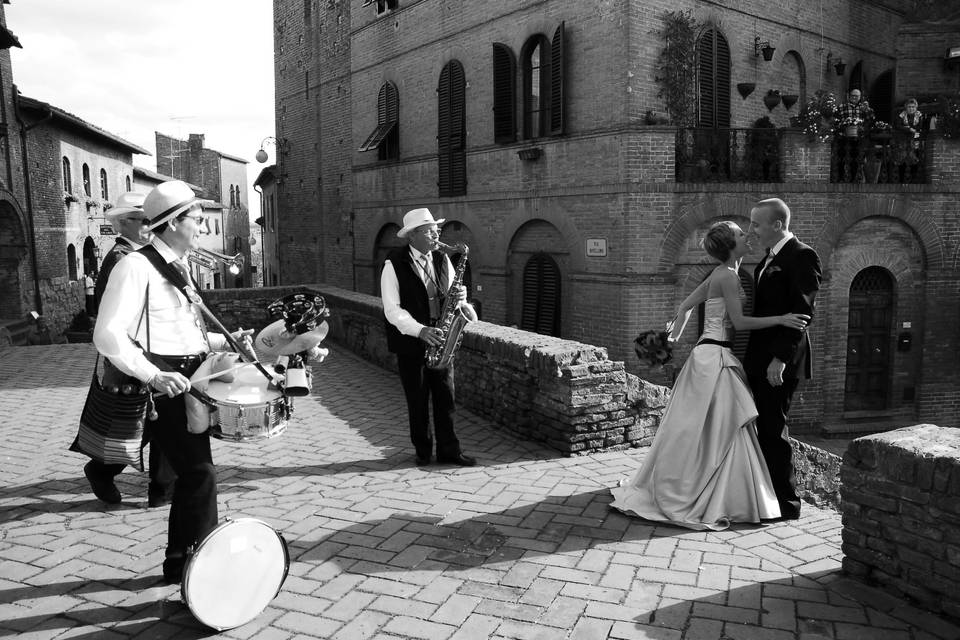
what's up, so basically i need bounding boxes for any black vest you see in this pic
[384,247,446,356]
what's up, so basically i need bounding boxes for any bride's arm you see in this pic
[718,270,809,331]
[667,277,711,341]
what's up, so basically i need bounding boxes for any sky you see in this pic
[6,0,276,219]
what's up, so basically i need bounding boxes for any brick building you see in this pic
[155,132,253,288]
[271,0,960,433]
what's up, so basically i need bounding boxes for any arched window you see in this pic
[492,43,517,143]
[696,27,731,128]
[522,35,550,139]
[229,184,236,208]
[845,267,894,410]
[83,236,97,276]
[82,164,92,196]
[125,175,132,192]
[99,168,108,200]
[62,157,72,193]
[66,244,77,281]
[358,81,399,160]
[438,60,467,197]
[520,252,561,337]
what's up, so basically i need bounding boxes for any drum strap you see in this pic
[137,245,277,390]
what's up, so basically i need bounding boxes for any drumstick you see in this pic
[189,364,248,385]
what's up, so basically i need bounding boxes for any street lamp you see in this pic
[255,136,288,163]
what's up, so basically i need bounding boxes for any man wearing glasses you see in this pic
[93,180,239,584]
[381,208,476,467]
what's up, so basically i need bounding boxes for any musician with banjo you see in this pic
[93,180,255,585]
[380,208,477,467]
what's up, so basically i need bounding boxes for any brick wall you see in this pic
[841,425,960,622]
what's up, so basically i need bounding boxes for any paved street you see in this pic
[1,343,958,640]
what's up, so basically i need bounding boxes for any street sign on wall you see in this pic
[99,225,115,235]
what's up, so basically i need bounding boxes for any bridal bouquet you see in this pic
[634,329,673,367]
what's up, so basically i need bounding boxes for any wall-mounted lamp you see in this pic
[827,53,846,76]
[255,136,289,163]
[754,36,776,62]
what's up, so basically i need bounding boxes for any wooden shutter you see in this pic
[520,253,561,337]
[549,22,565,136]
[697,27,731,129]
[698,29,716,128]
[492,43,516,143]
[438,61,466,197]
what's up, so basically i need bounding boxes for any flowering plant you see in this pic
[63,192,79,204]
[634,329,673,367]
[871,120,892,132]
[796,90,837,142]
[838,115,863,128]
[939,93,960,139]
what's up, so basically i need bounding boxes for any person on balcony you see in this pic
[833,89,873,182]
[894,98,924,183]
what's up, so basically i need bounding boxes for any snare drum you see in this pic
[205,363,290,441]
[182,518,289,631]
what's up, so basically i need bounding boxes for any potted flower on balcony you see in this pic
[837,114,864,138]
[795,90,837,142]
[63,192,79,206]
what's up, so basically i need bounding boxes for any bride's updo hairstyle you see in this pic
[702,221,738,262]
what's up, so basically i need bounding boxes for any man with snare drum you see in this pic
[93,180,249,584]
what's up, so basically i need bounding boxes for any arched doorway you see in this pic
[83,236,98,277]
[0,200,27,318]
[520,252,561,337]
[870,69,895,122]
[845,266,894,410]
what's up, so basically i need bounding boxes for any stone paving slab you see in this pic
[1,344,958,639]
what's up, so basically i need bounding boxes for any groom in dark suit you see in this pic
[745,198,822,520]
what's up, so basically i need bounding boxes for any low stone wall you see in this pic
[203,284,841,508]
[841,425,960,621]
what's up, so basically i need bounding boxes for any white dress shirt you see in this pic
[93,237,226,383]
[381,247,453,337]
[759,232,794,280]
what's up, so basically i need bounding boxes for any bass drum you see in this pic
[182,518,289,631]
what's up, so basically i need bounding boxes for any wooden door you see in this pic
[845,267,894,410]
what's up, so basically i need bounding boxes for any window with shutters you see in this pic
[521,23,565,140]
[375,0,397,15]
[438,60,466,197]
[696,26,731,128]
[358,82,399,159]
[492,43,516,143]
[520,252,561,337]
[125,175,131,192]
[99,169,108,200]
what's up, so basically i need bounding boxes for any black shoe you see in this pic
[84,461,121,504]
[436,453,476,467]
[162,556,185,585]
[415,454,431,467]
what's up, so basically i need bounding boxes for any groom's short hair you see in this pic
[756,198,791,229]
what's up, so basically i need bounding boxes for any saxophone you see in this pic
[425,242,478,370]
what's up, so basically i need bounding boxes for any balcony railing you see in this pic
[676,127,783,183]
[831,132,927,184]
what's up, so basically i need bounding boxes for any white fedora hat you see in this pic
[105,191,147,227]
[397,208,445,238]
[143,180,203,230]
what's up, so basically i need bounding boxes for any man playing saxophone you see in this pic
[380,208,476,467]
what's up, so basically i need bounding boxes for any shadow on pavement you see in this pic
[292,488,767,571]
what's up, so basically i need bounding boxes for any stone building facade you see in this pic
[271,0,960,433]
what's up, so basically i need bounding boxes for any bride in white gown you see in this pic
[611,221,810,530]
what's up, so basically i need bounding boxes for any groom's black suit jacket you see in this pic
[744,236,822,380]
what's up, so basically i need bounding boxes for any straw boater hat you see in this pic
[143,180,204,231]
[396,208,445,238]
[105,192,147,228]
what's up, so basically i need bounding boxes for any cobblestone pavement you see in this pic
[1,344,958,640]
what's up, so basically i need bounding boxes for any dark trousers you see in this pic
[396,354,460,458]
[85,443,176,501]
[148,357,218,558]
[749,374,801,518]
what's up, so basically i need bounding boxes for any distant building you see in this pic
[253,164,279,287]
[155,132,252,288]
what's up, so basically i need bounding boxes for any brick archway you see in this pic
[506,219,568,333]
[0,197,28,319]
[658,195,761,271]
